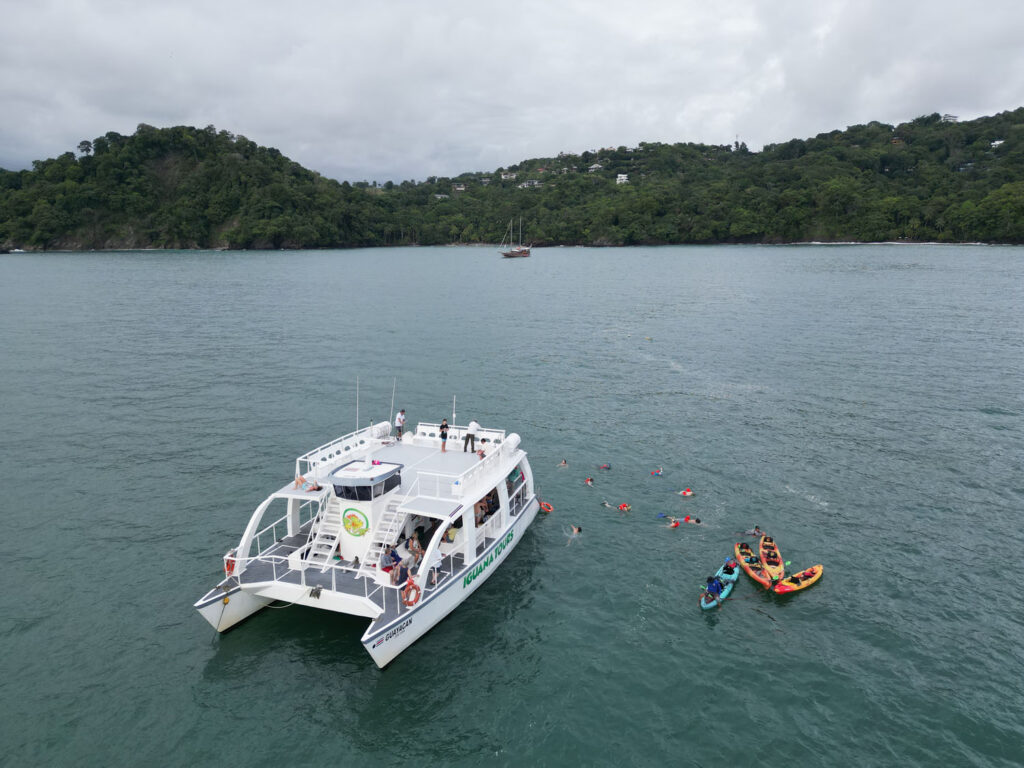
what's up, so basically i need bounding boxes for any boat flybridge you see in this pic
[194,420,539,667]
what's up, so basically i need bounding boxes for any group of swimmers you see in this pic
[558,459,705,544]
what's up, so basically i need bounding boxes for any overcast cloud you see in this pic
[1,0,1022,182]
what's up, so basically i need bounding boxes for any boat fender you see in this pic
[540,501,553,513]
[402,579,422,607]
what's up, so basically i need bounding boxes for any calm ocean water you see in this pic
[1,244,1022,766]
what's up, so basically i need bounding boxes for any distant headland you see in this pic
[2,109,1023,251]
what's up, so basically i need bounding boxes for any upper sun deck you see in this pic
[281,421,517,510]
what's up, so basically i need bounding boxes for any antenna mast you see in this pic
[355,376,359,432]
[452,395,457,424]
[389,377,397,429]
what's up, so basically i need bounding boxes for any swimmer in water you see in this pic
[651,467,663,476]
[682,515,701,525]
[742,525,766,537]
[565,525,582,546]
[617,503,632,514]
[558,459,567,467]
[584,478,594,487]
[601,500,613,508]
[666,517,681,528]
[598,463,611,471]
[678,488,693,496]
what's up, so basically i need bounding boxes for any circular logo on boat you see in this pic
[343,508,369,537]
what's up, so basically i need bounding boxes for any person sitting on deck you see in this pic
[425,549,443,586]
[390,558,411,586]
[406,532,424,564]
[380,545,401,573]
[722,559,737,576]
[293,475,323,492]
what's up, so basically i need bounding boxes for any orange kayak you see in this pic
[759,536,785,581]
[772,565,823,594]
[734,541,771,589]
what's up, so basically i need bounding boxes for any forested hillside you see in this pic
[2,109,1024,250]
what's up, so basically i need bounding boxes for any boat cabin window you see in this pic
[332,472,401,501]
[334,484,373,501]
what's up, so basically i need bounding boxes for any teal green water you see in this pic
[1,245,1022,766]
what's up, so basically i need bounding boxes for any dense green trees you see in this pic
[2,108,1024,250]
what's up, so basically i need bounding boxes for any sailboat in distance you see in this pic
[499,217,531,258]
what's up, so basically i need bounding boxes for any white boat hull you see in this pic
[362,497,539,667]
[194,581,274,632]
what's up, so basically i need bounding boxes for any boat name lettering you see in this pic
[462,531,514,588]
[374,618,412,647]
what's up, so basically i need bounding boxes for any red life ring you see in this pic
[401,579,422,606]
[540,501,553,513]
[224,549,236,577]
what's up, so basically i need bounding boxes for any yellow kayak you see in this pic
[759,535,785,581]
[772,565,824,594]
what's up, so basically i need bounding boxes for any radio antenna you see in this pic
[389,377,397,428]
[452,394,457,424]
[355,376,359,432]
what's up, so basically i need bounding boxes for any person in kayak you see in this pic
[704,575,725,606]
[722,559,738,576]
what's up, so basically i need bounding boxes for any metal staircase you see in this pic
[357,499,407,579]
[306,498,343,571]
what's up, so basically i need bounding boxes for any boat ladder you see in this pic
[357,500,406,579]
[306,497,344,571]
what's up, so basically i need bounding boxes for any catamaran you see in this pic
[499,217,531,258]
[194,419,540,667]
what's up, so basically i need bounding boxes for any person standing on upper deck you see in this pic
[395,409,406,441]
[464,419,481,452]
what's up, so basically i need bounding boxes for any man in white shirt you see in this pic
[464,419,481,452]
[395,409,406,440]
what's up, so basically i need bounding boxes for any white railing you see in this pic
[295,422,391,481]
[414,422,506,445]
[405,436,515,501]
[245,497,321,560]
[235,552,383,603]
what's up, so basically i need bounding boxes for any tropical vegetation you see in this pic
[2,108,1024,250]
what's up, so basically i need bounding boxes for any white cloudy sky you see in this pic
[1,0,1022,182]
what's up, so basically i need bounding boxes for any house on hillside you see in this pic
[616,174,628,184]
[433,193,449,200]
[452,183,465,192]
[588,163,603,173]
[481,177,491,185]
[518,179,541,188]
[501,172,517,180]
